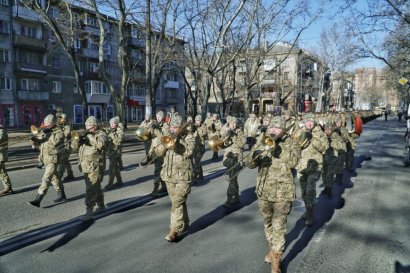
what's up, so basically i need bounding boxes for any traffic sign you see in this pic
[399,77,408,85]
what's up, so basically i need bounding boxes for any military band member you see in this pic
[346,112,361,171]
[105,118,124,190]
[294,113,328,226]
[333,116,348,183]
[28,115,65,207]
[149,111,170,196]
[57,113,75,182]
[193,115,207,181]
[75,116,108,221]
[244,113,260,150]
[161,116,195,242]
[207,113,222,160]
[114,116,125,170]
[139,113,154,160]
[0,123,13,196]
[222,116,246,207]
[246,116,299,273]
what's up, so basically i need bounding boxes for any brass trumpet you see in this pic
[208,135,229,152]
[158,123,190,150]
[71,129,90,141]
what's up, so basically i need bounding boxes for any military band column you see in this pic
[0,107,382,272]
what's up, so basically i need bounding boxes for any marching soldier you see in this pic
[75,116,108,221]
[139,113,154,160]
[346,112,361,171]
[222,116,246,207]
[294,113,328,226]
[0,123,13,196]
[322,118,344,198]
[333,116,348,183]
[105,118,124,190]
[244,113,260,150]
[57,113,75,182]
[161,115,195,242]
[207,113,222,160]
[246,116,299,273]
[193,115,207,181]
[114,116,125,170]
[28,115,65,207]
[149,111,170,196]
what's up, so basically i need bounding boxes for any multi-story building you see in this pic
[1,0,185,128]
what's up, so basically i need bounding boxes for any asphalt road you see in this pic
[0,116,409,273]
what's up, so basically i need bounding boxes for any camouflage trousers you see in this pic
[144,140,152,156]
[84,170,105,210]
[59,151,73,178]
[38,163,63,195]
[346,145,355,170]
[0,161,11,188]
[107,154,122,185]
[165,180,191,234]
[193,146,205,179]
[258,199,292,252]
[334,151,346,175]
[224,156,241,202]
[322,162,336,188]
[154,157,165,186]
[297,172,321,208]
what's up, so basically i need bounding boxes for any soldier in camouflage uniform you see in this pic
[161,115,195,242]
[113,116,125,170]
[222,116,247,207]
[193,115,207,181]
[57,113,75,182]
[346,112,361,171]
[244,113,260,150]
[0,123,13,196]
[104,118,124,190]
[294,113,328,226]
[75,116,108,221]
[246,116,299,273]
[139,113,154,160]
[149,111,170,196]
[322,118,344,198]
[207,113,222,160]
[333,116,348,183]
[28,115,65,207]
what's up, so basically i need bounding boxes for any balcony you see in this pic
[14,35,46,50]
[82,48,99,59]
[14,62,47,74]
[261,79,276,86]
[260,91,278,99]
[86,92,111,104]
[17,90,49,101]
[0,90,14,104]
[164,80,179,89]
[165,96,179,103]
[12,5,40,22]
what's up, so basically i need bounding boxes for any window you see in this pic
[74,105,83,124]
[1,0,9,6]
[21,79,29,90]
[0,20,9,34]
[131,26,141,38]
[73,36,81,49]
[49,7,59,19]
[0,77,11,90]
[127,83,146,96]
[104,62,112,75]
[85,81,107,94]
[20,25,37,38]
[52,81,61,93]
[73,84,78,94]
[88,62,98,73]
[166,73,178,82]
[103,44,111,56]
[21,79,39,90]
[21,52,41,65]
[86,15,97,27]
[0,49,10,62]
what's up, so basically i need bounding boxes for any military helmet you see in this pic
[186,116,193,123]
[195,115,202,122]
[44,114,56,126]
[156,111,165,119]
[109,117,118,125]
[304,113,316,122]
[56,106,63,113]
[85,116,98,127]
[169,115,183,127]
[229,116,238,124]
[269,116,286,129]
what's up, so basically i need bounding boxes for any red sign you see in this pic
[126,99,139,107]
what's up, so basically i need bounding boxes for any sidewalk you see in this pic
[290,117,410,273]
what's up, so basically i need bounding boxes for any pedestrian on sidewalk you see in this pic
[0,123,13,196]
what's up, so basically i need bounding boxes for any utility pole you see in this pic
[145,0,152,116]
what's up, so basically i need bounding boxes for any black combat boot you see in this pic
[28,194,44,207]
[53,189,67,203]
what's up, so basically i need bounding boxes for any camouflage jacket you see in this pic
[0,128,8,162]
[38,127,64,165]
[149,122,171,158]
[107,128,124,157]
[194,123,207,147]
[161,132,195,182]
[244,118,260,137]
[295,125,328,173]
[59,124,72,154]
[324,131,345,164]
[222,127,246,167]
[78,129,107,173]
[207,120,222,138]
[246,134,299,202]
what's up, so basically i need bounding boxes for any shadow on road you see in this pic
[282,154,371,272]
[183,186,257,240]
[395,261,410,273]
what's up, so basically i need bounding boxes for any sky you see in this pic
[295,0,387,71]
